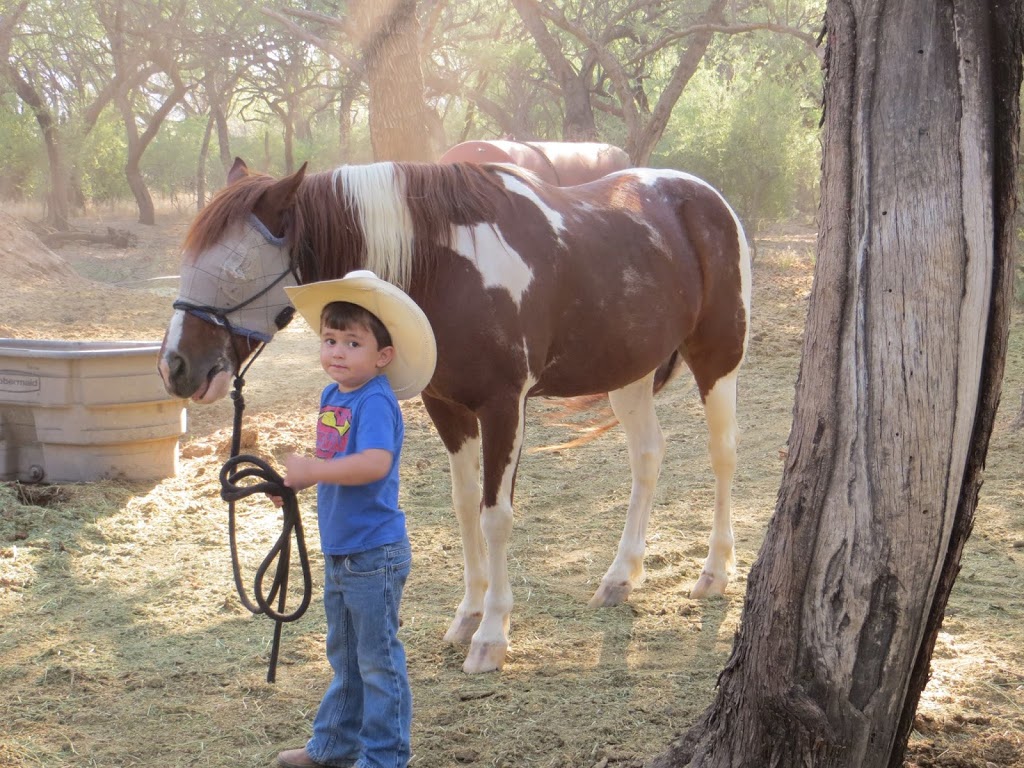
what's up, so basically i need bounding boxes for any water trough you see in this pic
[0,339,186,484]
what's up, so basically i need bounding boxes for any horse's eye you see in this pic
[275,307,295,329]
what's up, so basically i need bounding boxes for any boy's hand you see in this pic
[282,453,319,491]
[265,493,285,508]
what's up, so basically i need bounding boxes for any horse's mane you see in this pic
[296,161,513,289]
[181,161,513,291]
[181,173,277,259]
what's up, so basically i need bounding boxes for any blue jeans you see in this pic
[306,539,412,768]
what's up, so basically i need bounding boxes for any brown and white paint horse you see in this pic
[159,157,751,673]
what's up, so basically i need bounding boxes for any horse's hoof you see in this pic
[588,581,633,607]
[691,571,727,598]
[443,614,482,645]
[462,641,508,674]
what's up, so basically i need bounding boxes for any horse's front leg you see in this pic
[590,373,664,607]
[421,395,487,645]
[461,392,528,674]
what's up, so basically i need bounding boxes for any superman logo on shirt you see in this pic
[316,405,352,458]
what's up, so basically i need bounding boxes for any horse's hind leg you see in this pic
[691,370,739,598]
[590,372,664,607]
[421,395,487,646]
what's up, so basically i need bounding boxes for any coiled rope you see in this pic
[219,351,312,683]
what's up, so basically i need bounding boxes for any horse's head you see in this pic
[159,158,307,402]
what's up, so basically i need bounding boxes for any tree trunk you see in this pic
[628,0,726,165]
[351,0,434,161]
[510,0,598,141]
[0,1,69,230]
[649,2,1022,767]
[215,104,232,174]
[197,114,214,210]
[205,72,233,182]
[6,69,70,230]
[283,107,296,174]
[117,70,186,225]
[124,152,155,226]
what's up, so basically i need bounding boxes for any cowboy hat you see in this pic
[284,271,436,399]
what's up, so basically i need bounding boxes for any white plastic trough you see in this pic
[0,339,187,484]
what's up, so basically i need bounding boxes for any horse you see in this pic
[439,140,631,186]
[159,157,751,674]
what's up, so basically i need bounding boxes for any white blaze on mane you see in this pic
[453,224,534,307]
[331,163,416,290]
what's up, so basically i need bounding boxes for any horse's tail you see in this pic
[528,350,686,455]
[528,406,619,454]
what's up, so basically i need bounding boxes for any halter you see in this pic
[172,266,298,342]
[172,214,301,343]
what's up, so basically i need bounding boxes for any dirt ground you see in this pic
[1,209,1022,768]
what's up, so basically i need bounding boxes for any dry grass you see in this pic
[1,218,1022,767]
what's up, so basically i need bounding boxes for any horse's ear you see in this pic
[253,162,308,238]
[227,157,249,184]
[259,162,307,213]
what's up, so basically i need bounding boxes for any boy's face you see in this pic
[319,322,395,393]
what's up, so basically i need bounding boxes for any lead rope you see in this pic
[219,345,312,683]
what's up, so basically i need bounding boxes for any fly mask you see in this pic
[174,214,299,342]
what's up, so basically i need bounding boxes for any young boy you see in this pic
[275,270,436,768]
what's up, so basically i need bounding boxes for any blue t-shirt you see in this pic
[315,374,406,555]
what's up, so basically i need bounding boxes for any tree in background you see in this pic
[263,0,434,162]
[1,1,71,229]
[657,36,822,236]
[505,0,821,162]
[0,0,129,229]
[1,0,188,226]
[649,1,1023,765]
[350,0,433,161]
[99,0,190,225]
[422,2,547,142]
[187,2,264,207]
[1,0,828,222]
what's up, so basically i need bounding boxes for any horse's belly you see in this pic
[529,346,674,397]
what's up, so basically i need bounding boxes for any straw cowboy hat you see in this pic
[285,270,437,399]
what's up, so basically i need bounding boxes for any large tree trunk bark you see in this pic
[649,2,1022,767]
[351,0,433,161]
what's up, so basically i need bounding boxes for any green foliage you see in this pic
[0,97,45,200]
[141,117,207,205]
[74,115,129,204]
[655,59,821,229]
[0,0,828,215]
[295,110,370,170]
[229,128,284,175]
